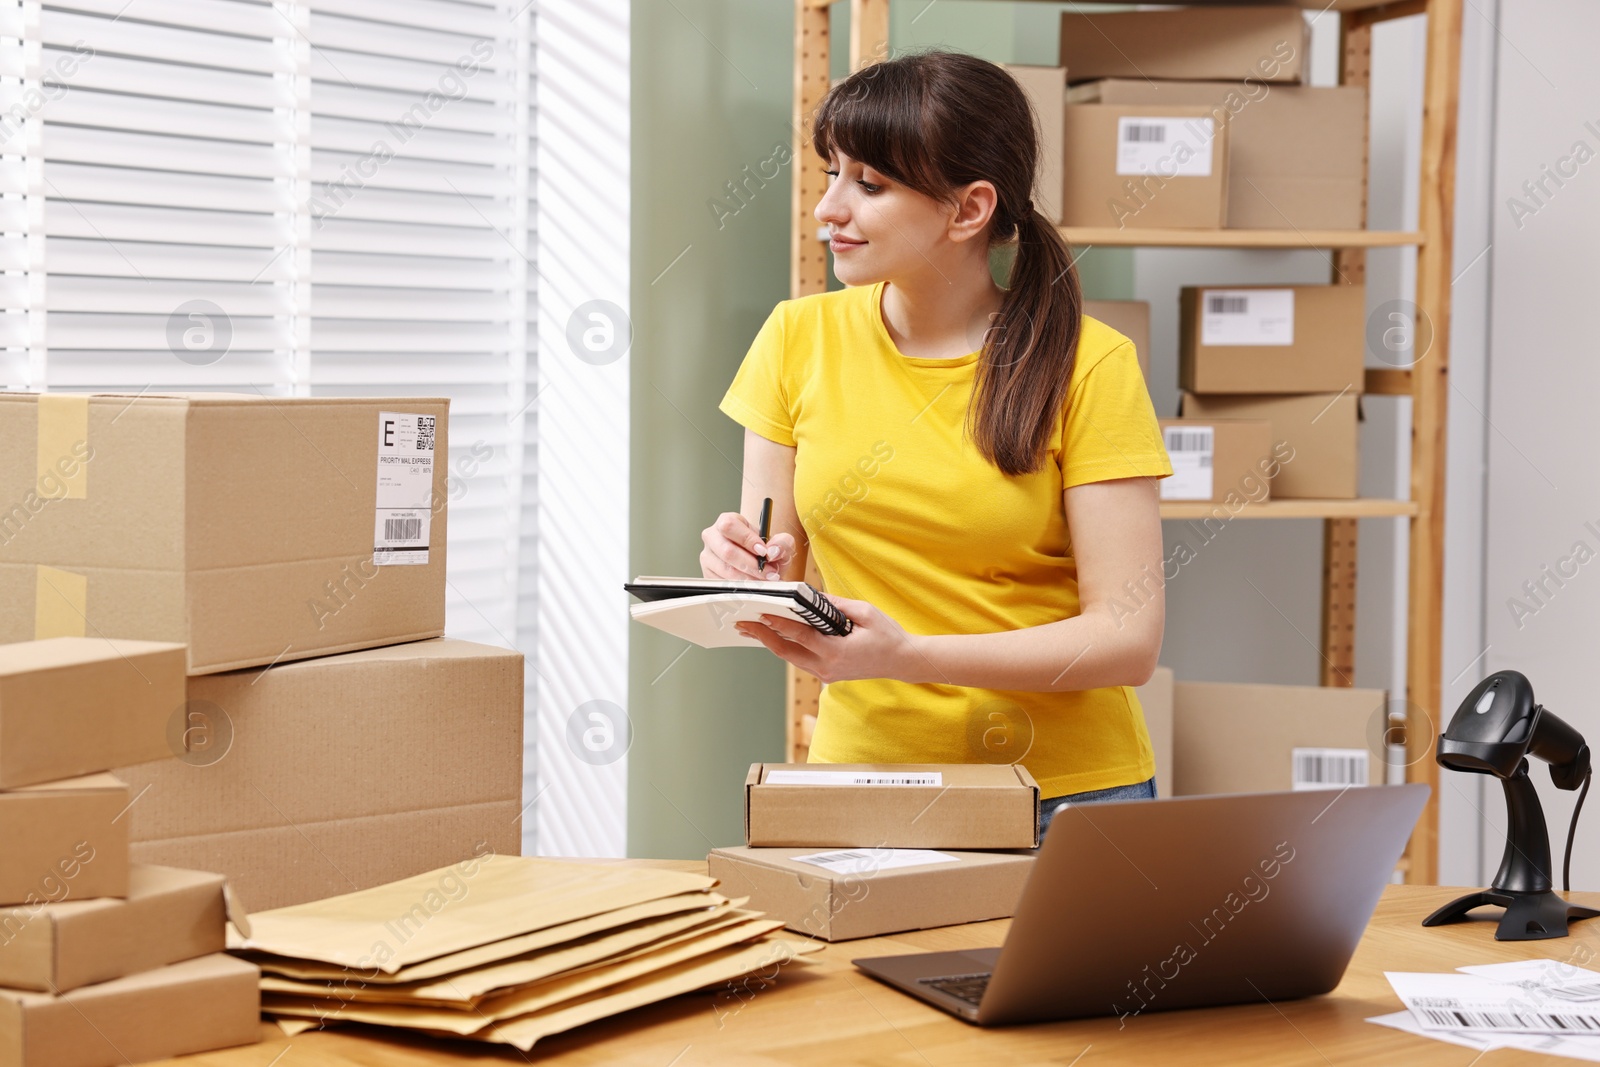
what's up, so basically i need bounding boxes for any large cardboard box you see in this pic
[0,638,185,789]
[1002,64,1067,225]
[0,953,259,1067]
[0,865,226,993]
[745,764,1039,850]
[1084,299,1150,379]
[1157,419,1275,504]
[1180,392,1359,499]
[0,393,450,674]
[1136,666,1174,800]
[1060,7,1309,85]
[114,638,524,912]
[1173,680,1387,796]
[0,774,128,906]
[1061,105,1230,230]
[708,846,1036,941]
[1068,80,1367,230]
[1179,284,1366,394]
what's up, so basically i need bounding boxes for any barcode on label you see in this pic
[1419,1008,1600,1032]
[1164,429,1213,453]
[809,850,875,864]
[763,770,943,787]
[1207,295,1249,314]
[1123,123,1166,143]
[1292,747,1369,791]
[416,415,435,451]
[385,518,422,542]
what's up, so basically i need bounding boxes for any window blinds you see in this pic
[0,0,537,777]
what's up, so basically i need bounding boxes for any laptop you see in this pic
[853,782,1429,1026]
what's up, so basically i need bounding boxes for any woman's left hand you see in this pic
[734,595,927,684]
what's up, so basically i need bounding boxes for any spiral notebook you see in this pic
[624,576,854,649]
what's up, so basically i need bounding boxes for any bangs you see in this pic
[812,63,948,201]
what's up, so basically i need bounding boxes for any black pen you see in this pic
[756,497,773,573]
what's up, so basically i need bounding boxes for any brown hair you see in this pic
[813,49,1084,477]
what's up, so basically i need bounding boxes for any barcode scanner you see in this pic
[1422,670,1598,940]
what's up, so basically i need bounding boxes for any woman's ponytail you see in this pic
[967,201,1083,476]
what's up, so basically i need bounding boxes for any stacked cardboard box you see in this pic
[0,637,259,1066]
[1053,6,1362,233]
[709,763,1041,941]
[3,392,525,914]
[1178,284,1364,499]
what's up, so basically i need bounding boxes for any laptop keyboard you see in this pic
[918,972,992,1006]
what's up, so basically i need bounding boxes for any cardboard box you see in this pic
[1002,64,1066,225]
[708,846,1036,941]
[1060,7,1309,85]
[0,953,259,1067]
[1157,419,1274,504]
[0,638,185,789]
[744,763,1038,849]
[115,638,524,912]
[1068,80,1367,230]
[1179,284,1366,394]
[1084,299,1150,379]
[1061,104,1230,229]
[0,865,226,993]
[0,393,450,674]
[1136,666,1174,800]
[131,807,520,915]
[1173,680,1387,796]
[1180,392,1359,499]
[0,774,128,907]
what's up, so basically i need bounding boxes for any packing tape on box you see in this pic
[36,393,89,499]
[34,565,87,639]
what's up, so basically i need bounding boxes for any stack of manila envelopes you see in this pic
[227,854,823,1051]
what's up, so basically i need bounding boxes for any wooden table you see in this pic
[157,867,1600,1066]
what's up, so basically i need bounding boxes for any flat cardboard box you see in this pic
[1002,64,1066,225]
[1084,299,1150,379]
[1068,80,1367,230]
[744,763,1038,849]
[708,846,1036,942]
[114,638,524,912]
[0,774,128,906]
[0,393,450,674]
[1061,104,1230,229]
[1179,284,1366,394]
[1173,680,1387,796]
[1180,392,1359,499]
[0,953,259,1067]
[1060,7,1309,85]
[1137,666,1174,800]
[1157,418,1275,504]
[0,638,186,789]
[0,865,226,993]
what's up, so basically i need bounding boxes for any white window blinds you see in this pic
[0,0,546,845]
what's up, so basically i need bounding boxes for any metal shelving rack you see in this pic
[785,0,1462,883]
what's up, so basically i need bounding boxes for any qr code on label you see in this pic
[417,415,436,451]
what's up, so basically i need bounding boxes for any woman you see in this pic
[701,50,1173,834]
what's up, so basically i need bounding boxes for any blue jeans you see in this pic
[1039,776,1157,837]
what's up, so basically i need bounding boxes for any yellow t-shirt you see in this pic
[717,279,1174,798]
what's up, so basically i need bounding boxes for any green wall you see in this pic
[628,0,1128,858]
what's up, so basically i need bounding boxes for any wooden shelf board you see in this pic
[1160,499,1418,520]
[1058,227,1424,249]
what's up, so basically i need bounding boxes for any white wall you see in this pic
[1482,0,1600,889]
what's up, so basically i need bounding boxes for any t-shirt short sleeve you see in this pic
[718,303,796,447]
[1058,340,1174,489]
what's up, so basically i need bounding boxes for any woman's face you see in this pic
[814,148,962,288]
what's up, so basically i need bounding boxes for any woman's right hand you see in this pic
[701,512,795,581]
